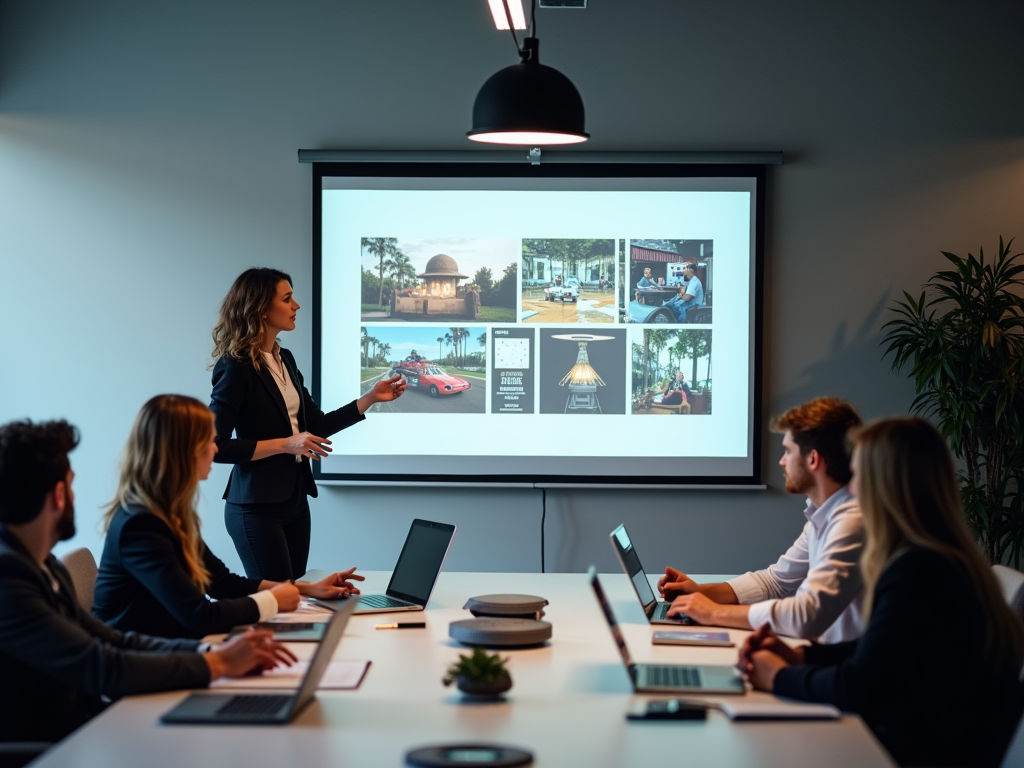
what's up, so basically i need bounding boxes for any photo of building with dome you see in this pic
[360,236,519,323]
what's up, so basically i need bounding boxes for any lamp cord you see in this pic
[540,488,546,574]
[531,0,536,36]
[500,0,522,54]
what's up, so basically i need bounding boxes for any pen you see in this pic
[376,622,426,630]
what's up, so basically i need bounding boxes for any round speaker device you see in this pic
[449,618,552,648]
[463,594,549,620]
[406,744,533,767]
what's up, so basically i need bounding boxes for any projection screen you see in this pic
[309,159,765,487]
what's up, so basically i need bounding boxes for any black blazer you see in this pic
[0,526,208,744]
[774,546,1024,768]
[209,347,364,504]
[93,505,263,639]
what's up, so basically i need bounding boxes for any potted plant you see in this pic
[881,237,1024,564]
[443,647,512,700]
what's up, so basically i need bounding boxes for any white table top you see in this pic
[30,572,894,768]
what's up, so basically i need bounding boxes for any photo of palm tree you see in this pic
[360,237,518,323]
[630,328,712,415]
[360,325,487,414]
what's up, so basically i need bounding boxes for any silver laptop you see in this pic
[609,524,691,625]
[589,567,745,695]
[311,519,456,614]
[160,597,357,725]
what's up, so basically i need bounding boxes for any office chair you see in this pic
[60,547,98,614]
[993,565,1024,624]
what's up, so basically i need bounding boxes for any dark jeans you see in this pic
[224,476,311,581]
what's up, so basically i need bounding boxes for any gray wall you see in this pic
[2,1,1022,576]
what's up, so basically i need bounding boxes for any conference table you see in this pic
[30,572,895,768]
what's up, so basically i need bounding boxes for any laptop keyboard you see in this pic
[359,594,411,609]
[646,665,702,689]
[654,603,689,622]
[217,695,291,717]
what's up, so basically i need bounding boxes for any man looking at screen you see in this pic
[661,398,865,643]
[664,263,704,322]
[0,419,294,745]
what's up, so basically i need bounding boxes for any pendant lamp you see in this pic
[468,1,588,145]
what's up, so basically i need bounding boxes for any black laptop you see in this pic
[609,524,691,624]
[160,597,357,725]
[589,568,745,695]
[311,518,456,614]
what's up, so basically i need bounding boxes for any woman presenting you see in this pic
[94,394,363,639]
[210,268,404,580]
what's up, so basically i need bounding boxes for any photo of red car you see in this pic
[391,360,471,397]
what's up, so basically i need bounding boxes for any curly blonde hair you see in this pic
[211,268,292,370]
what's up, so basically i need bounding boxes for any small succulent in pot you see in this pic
[443,647,512,699]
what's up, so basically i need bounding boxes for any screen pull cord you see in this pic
[540,488,547,574]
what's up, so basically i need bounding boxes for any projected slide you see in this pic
[317,170,760,484]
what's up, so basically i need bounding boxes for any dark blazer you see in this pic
[93,505,263,639]
[210,347,364,504]
[0,526,208,744]
[774,546,1024,768]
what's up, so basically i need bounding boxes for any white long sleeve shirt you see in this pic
[726,487,865,643]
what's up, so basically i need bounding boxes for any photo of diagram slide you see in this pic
[630,328,712,416]
[360,237,518,323]
[521,238,617,323]
[360,325,487,414]
[538,328,627,414]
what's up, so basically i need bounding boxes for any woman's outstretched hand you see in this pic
[372,375,406,402]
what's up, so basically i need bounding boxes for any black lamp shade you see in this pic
[468,37,588,145]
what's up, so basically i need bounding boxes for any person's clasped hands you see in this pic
[737,623,805,692]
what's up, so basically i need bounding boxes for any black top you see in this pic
[93,505,262,639]
[774,546,1024,767]
[0,526,208,743]
[209,347,365,504]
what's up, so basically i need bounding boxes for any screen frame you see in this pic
[310,160,766,487]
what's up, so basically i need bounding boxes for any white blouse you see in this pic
[262,348,301,440]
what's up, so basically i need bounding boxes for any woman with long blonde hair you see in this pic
[210,268,404,580]
[740,417,1024,767]
[93,394,363,639]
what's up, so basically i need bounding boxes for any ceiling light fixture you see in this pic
[487,0,527,30]
[468,0,588,146]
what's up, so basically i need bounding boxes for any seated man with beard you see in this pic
[0,419,294,747]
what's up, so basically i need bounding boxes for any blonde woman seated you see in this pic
[93,395,363,640]
[741,418,1024,768]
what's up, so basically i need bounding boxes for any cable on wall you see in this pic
[540,488,547,573]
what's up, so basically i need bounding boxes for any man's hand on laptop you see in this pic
[204,630,297,681]
[667,592,718,623]
[658,567,700,600]
[298,567,365,600]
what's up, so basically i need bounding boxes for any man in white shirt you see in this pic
[660,397,865,643]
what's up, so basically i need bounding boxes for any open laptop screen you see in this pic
[611,525,658,607]
[386,519,456,605]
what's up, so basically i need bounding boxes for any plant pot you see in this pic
[456,671,512,701]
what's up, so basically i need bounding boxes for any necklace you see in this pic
[265,350,288,388]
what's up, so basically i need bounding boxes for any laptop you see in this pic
[160,596,357,725]
[311,518,456,614]
[609,523,692,625]
[589,567,745,695]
